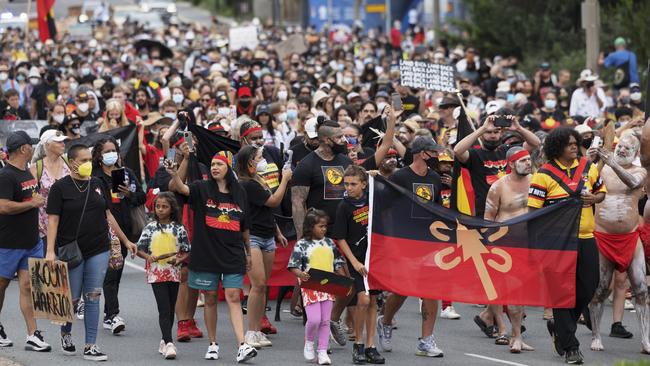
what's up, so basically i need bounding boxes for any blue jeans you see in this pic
[61,251,109,344]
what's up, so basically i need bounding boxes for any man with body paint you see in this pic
[483,146,534,353]
[588,133,650,354]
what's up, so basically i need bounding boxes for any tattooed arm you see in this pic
[292,186,309,240]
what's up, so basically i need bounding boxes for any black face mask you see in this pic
[581,138,592,149]
[330,140,347,155]
[239,100,251,108]
[426,156,440,171]
[483,140,501,151]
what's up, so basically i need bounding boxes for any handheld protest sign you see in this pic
[300,268,354,297]
[399,60,455,92]
[28,259,74,324]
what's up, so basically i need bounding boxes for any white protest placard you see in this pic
[229,26,259,51]
[29,259,74,324]
[275,34,308,60]
[399,60,456,92]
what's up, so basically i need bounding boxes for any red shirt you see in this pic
[390,28,401,48]
[143,143,164,178]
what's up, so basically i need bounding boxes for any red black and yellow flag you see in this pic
[367,175,582,307]
[450,107,476,215]
[37,0,57,42]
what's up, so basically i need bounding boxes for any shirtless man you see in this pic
[588,134,650,353]
[483,146,534,353]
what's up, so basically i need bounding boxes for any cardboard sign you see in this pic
[229,26,259,51]
[28,259,74,324]
[300,268,354,296]
[275,34,308,60]
[399,60,455,92]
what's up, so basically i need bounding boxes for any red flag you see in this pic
[37,0,57,42]
[367,176,582,307]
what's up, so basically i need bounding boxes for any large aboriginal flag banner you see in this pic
[367,175,582,307]
[37,0,57,42]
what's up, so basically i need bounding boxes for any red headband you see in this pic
[241,126,262,139]
[173,137,185,148]
[212,154,229,165]
[506,150,530,174]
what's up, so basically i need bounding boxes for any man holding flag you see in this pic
[528,127,605,365]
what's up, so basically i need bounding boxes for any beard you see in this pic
[614,153,635,166]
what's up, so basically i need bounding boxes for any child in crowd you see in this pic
[137,192,190,360]
[333,166,385,364]
[288,209,346,365]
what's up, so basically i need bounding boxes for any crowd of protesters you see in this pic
[0,11,648,366]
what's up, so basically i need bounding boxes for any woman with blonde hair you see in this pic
[97,99,130,133]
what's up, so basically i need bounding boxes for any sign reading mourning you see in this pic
[29,259,74,324]
[399,60,455,92]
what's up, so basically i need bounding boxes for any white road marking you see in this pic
[465,353,531,366]
[124,260,145,272]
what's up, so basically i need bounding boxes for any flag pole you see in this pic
[25,0,32,46]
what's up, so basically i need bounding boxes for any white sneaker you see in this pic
[159,340,166,354]
[245,331,261,349]
[440,306,461,319]
[25,330,51,352]
[163,342,176,359]
[304,341,316,361]
[416,335,443,357]
[0,323,12,347]
[317,350,331,365]
[205,343,219,360]
[256,331,272,347]
[236,343,257,363]
[625,299,635,310]
[109,316,126,335]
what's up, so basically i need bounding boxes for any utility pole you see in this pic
[581,0,600,72]
[432,0,440,46]
[385,0,391,35]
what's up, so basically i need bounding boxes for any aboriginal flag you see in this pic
[367,175,582,307]
[188,123,240,167]
[37,0,57,42]
[450,107,475,215]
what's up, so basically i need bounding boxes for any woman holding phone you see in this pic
[91,137,146,335]
[45,143,137,361]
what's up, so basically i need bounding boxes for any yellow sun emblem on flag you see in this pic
[326,168,343,185]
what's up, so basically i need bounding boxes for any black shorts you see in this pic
[347,262,381,298]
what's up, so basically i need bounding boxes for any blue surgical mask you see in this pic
[346,136,358,146]
[102,151,118,166]
[164,112,177,121]
[172,94,184,104]
[286,109,298,120]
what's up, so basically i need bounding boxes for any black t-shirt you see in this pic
[292,152,352,229]
[46,176,110,258]
[241,179,275,239]
[465,146,508,217]
[0,164,39,249]
[187,180,249,274]
[30,83,58,120]
[333,198,369,261]
[289,140,313,169]
[390,166,442,218]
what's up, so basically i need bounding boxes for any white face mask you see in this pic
[53,114,65,124]
[343,76,353,85]
[237,69,248,77]
[0,72,7,81]
[77,102,89,113]
[277,112,287,122]
[30,78,40,86]
[81,67,91,76]
[544,99,557,109]
[172,94,184,104]
[277,90,288,101]
[256,158,268,173]
[69,82,78,91]
[377,102,387,112]
[334,102,342,109]
[164,112,177,120]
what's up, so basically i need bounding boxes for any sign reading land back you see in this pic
[29,259,74,324]
[399,60,455,92]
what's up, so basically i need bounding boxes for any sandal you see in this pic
[474,315,497,338]
[495,335,510,346]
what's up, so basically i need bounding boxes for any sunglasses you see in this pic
[263,81,274,85]
[200,98,211,102]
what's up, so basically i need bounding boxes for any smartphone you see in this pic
[111,168,126,192]
[166,148,176,162]
[183,131,194,152]
[494,115,512,128]
[391,93,402,111]
[283,150,293,171]
[591,136,602,148]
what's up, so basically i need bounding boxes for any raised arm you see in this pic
[454,116,492,163]
[166,161,190,196]
[265,168,292,208]
[371,105,397,166]
[598,149,646,189]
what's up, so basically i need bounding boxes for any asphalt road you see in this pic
[0,257,649,366]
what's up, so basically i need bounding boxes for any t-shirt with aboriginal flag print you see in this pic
[0,164,40,249]
[187,180,249,274]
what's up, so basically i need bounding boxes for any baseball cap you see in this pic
[485,100,505,115]
[40,129,67,144]
[614,37,626,47]
[347,92,361,101]
[410,136,442,153]
[438,95,461,109]
[304,117,318,139]
[6,131,39,151]
[574,124,594,135]
[539,62,551,70]
[255,103,271,117]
